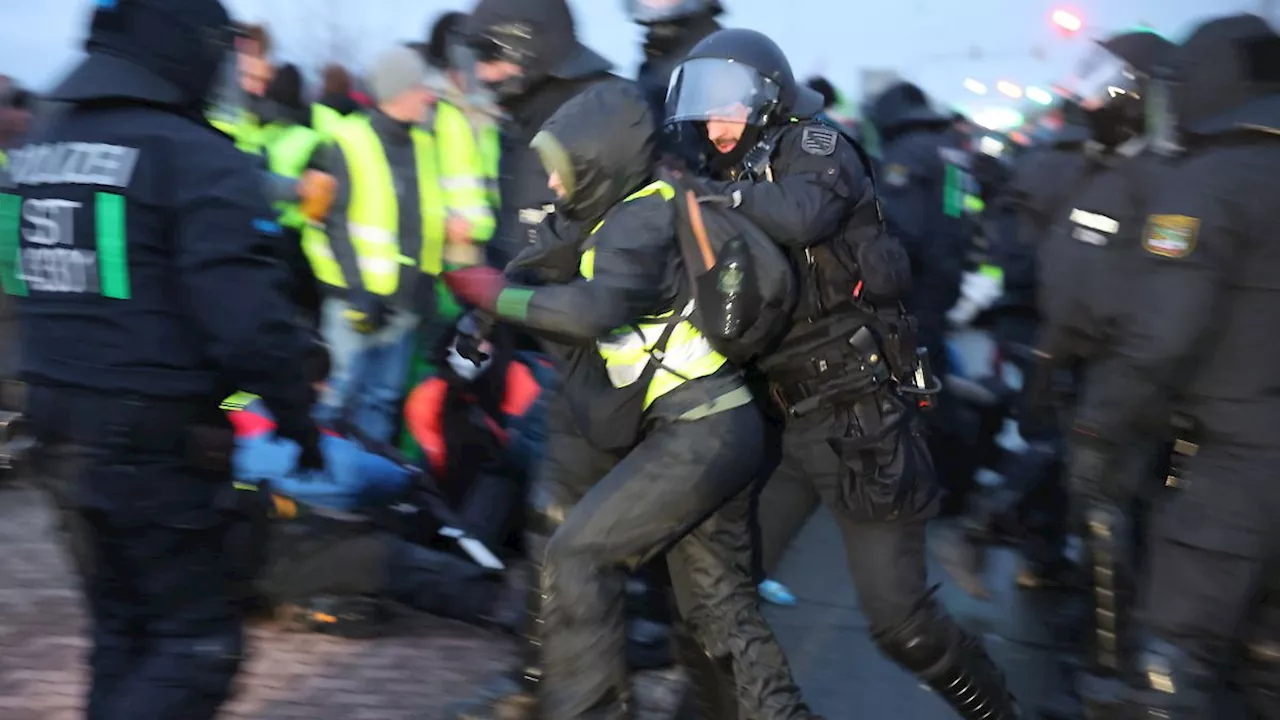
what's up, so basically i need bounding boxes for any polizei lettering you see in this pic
[8,142,139,188]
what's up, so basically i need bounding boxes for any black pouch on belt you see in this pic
[828,329,939,522]
[831,393,938,522]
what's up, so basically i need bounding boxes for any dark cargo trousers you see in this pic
[32,390,249,720]
[533,398,811,719]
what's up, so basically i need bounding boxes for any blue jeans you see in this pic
[317,297,419,443]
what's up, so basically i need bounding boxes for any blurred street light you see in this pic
[1052,9,1083,34]
[996,80,1023,99]
[1026,86,1054,105]
[964,78,988,95]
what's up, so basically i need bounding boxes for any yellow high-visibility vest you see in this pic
[579,180,728,409]
[435,102,496,243]
[261,123,323,229]
[300,113,446,296]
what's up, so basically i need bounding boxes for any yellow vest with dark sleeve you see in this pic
[578,180,728,409]
[262,123,323,229]
[300,114,446,296]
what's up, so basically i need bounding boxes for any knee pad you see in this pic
[871,597,960,679]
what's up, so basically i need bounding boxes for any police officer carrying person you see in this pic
[1066,13,1280,718]
[443,79,816,720]
[2,0,322,717]
[865,81,982,516]
[665,28,1022,719]
[463,0,617,270]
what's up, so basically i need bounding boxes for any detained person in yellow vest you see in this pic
[442,81,811,720]
[304,47,443,444]
[256,63,324,324]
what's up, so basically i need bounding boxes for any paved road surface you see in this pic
[0,476,1060,719]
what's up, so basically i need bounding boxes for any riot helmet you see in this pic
[1072,30,1177,149]
[624,0,723,25]
[666,28,822,130]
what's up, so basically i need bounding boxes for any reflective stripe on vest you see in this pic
[578,180,728,409]
[301,114,447,294]
[263,123,323,229]
[435,102,495,242]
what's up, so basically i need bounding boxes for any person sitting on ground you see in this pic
[223,341,519,638]
[403,313,552,552]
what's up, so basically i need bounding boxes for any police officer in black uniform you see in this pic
[3,1,321,717]
[1068,13,1280,718]
[865,81,979,515]
[666,28,1021,719]
[464,0,618,271]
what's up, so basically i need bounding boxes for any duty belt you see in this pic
[769,326,890,418]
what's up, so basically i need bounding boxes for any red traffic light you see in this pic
[1052,9,1083,33]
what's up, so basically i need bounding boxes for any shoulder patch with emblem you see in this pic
[1142,214,1200,258]
[800,125,838,156]
[884,163,910,187]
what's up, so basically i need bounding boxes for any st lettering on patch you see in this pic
[1142,214,1200,258]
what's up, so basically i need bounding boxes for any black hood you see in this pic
[468,0,612,83]
[1174,14,1280,136]
[866,81,951,136]
[643,14,721,63]
[534,81,656,228]
[49,0,232,110]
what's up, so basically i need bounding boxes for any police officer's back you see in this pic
[1067,14,1280,717]
[5,1,319,717]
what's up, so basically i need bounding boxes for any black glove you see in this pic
[344,290,389,334]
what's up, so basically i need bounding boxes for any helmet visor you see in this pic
[624,0,710,24]
[1072,49,1140,111]
[665,58,780,126]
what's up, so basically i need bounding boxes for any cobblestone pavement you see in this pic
[0,483,685,720]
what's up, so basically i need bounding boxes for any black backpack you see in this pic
[657,165,798,364]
